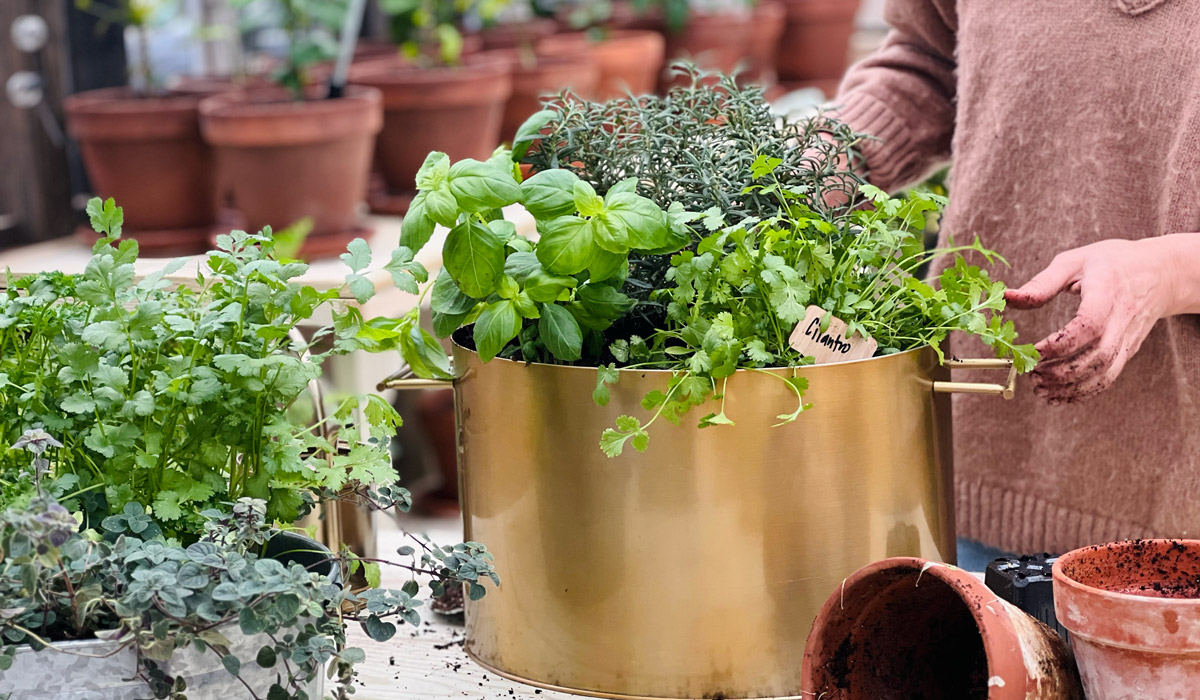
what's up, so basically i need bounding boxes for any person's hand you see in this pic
[1004,238,1186,404]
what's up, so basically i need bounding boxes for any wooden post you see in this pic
[0,1,73,247]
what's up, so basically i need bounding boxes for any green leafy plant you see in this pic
[0,199,426,537]
[398,141,686,364]
[0,449,496,700]
[378,0,512,66]
[233,0,347,96]
[76,0,171,94]
[396,69,1038,458]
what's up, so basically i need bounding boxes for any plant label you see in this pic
[789,305,878,364]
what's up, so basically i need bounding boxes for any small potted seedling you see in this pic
[536,0,666,98]
[65,0,221,253]
[349,0,515,215]
[198,0,383,259]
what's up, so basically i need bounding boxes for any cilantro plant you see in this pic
[0,199,431,538]
[395,70,1038,457]
[397,139,686,365]
[0,467,497,700]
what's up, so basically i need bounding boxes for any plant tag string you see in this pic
[789,305,878,364]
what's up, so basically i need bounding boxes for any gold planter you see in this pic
[384,340,1014,700]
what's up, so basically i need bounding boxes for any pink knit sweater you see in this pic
[836,0,1200,553]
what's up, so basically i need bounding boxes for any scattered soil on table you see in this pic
[816,575,988,700]
[1063,540,1200,599]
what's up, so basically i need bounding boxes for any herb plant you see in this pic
[75,0,167,94]
[398,142,685,364]
[233,0,348,97]
[0,441,497,700]
[0,199,429,537]
[378,0,512,66]
[395,70,1038,457]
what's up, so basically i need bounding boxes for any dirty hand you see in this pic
[1004,236,1200,404]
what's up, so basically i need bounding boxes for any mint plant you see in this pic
[0,198,427,537]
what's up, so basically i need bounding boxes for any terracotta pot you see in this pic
[349,53,513,214]
[198,86,381,256]
[1054,540,1200,699]
[537,29,664,99]
[659,11,756,91]
[777,0,862,83]
[65,87,218,254]
[479,18,560,50]
[500,50,598,142]
[803,557,1084,699]
[745,1,787,88]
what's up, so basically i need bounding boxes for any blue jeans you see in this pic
[956,538,1014,572]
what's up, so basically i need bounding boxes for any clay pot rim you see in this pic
[198,85,382,146]
[1053,539,1200,607]
[478,17,561,50]
[802,557,1028,696]
[65,86,203,116]
[349,52,514,86]
[538,28,665,50]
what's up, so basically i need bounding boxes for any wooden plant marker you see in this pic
[789,305,878,364]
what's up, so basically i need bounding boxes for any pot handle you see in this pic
[931,358,1017,400]
[377,362,455,391]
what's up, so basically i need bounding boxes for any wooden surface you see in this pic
[348,513,576,700]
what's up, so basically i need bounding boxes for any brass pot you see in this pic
[383,337,1015,700]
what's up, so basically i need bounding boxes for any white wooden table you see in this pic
[348,513,576,700]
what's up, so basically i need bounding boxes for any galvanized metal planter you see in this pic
[0,624,324,699]
[384,336,1014,700]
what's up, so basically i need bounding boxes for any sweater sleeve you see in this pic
[832,0,958,192]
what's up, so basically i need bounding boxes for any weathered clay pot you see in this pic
[65,88,218,254]
[659,11,756,91]
[479,18,560,50]
[500,50,598,141]
[745,1,787,88]
[537,29,664,99]
[1054,539,1200,700]
[776,0,862,84]
[349,54,512,214]
[198,86,381,258]
[803,557,1084,699]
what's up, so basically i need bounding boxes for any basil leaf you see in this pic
[415,152,450,190]
[538,303,582,362]
[447,159,522,212]
[578,284,635,320]
[536,216,598,275]
[608,177,639,195]
[588,249,626,284]
[513,292,540,319]
[511,109,556,161]
[424,186,459,228]
[590,214,629,254]
[443,219,506,298]
[474,300,522,362]
[520,169,578,219]
[503,251,542,282]
[572,180,605,217]
[399,195,436,252]
[432,309,469,338]
[605,191,669,251]
[523,269,578,302]
[431,268,477,315]
[399,322,453,379]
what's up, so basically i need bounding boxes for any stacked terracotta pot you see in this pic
[775,0,863,96]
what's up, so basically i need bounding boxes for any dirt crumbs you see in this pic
[1066,540,1200,599]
